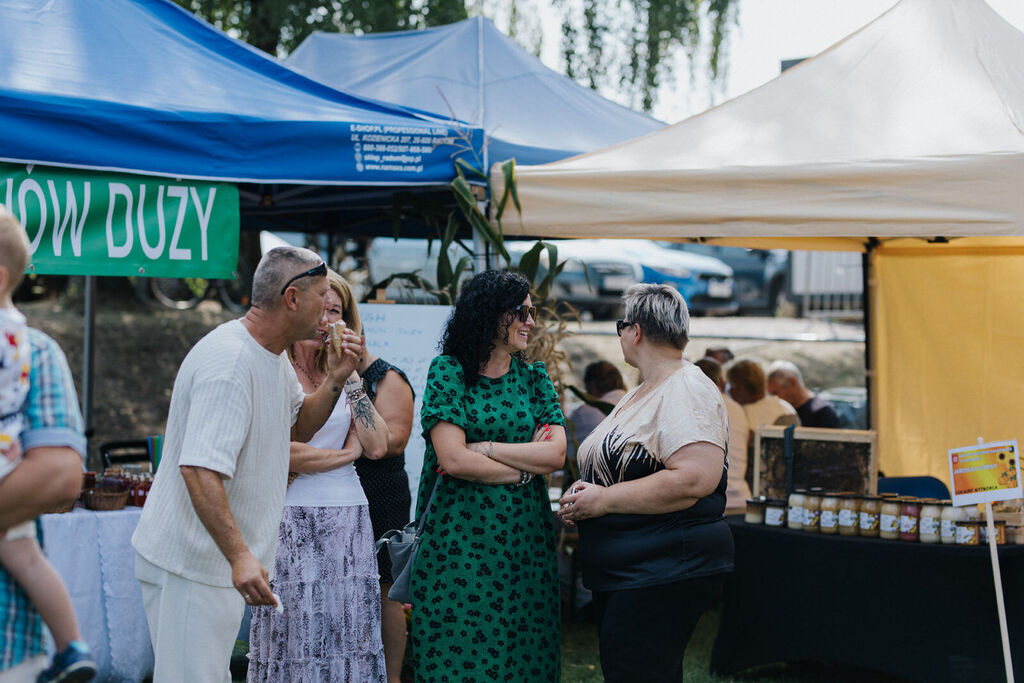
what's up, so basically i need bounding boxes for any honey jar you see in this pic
[764,498,787,527]
[899,497,922,542]
[880,496,901,540]
[787,490,806,530]
[838,494,861,536]
[819,493,841,535]
[745,497,766,524]
[858,495,881,538]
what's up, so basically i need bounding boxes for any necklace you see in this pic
[294,361,322,389]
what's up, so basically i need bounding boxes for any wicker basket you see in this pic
[83,487,130,511]
[47,498,78,514]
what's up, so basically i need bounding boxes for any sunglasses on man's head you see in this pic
[510,304,537,323]
[615,319,635,337]
[279,262,327,295]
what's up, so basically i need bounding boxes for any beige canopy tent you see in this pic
[493,0,1024,482]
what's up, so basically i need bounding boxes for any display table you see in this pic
[711,516,1024,682]
[40,507,153,683]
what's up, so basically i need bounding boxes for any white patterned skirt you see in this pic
[248,504,386,683]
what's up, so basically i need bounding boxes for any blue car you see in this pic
[659,242,787,314]
[611,240,738,315]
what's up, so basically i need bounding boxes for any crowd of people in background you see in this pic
[0,204,850,683]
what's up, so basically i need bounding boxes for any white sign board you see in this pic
[361,304,451,514]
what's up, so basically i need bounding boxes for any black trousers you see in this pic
[592,574,724,683]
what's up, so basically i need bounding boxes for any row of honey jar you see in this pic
[745,490,1010,544]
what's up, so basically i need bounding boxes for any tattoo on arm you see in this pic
[351,395,377,430]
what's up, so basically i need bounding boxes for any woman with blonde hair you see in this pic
[248,269,391,682]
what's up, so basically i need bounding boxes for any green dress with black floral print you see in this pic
[411,355,564,682]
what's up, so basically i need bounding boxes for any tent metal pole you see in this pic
[475,17,491,272]
[82,275,96,443]
[477,15,486,176]
[862,239,878,432]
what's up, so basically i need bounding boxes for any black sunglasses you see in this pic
[279,262,327,295]
[615,319,635,337]
[510,304,537,323]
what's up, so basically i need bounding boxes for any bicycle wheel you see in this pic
[218,255,253,312]
[149,278,209,310]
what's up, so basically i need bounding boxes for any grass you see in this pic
[231,602,909,682]
[562,604,909,683]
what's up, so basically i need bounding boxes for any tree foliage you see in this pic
[174,0,468,55]
[176,0,734,112]
[556,0,738,113]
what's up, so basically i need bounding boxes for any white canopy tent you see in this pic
[494,0,1024,481]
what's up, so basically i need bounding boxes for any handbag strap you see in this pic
[375,474,444,552]
[415,473,443,535]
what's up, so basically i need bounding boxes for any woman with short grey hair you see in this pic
[559,283,733,683]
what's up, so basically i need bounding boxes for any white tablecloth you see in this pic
[40,507,153,683]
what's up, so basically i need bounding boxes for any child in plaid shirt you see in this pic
[0,209,95,682]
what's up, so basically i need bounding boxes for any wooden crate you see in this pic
[754,426,878,499]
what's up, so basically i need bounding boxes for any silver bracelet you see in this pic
[345,385,367,401]
[515,470,534,487]
[487,441,495,459]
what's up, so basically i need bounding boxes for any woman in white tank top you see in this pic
[248,269,391,683]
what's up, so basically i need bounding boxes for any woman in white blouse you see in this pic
[559,283,733,683]
[248,269,390,682]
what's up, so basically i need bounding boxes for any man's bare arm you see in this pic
[179,465,275,605]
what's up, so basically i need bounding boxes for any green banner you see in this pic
[1,162,239,278]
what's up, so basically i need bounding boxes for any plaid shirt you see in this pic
[0,328,85,671]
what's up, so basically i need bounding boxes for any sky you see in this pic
[523,0,1024,124]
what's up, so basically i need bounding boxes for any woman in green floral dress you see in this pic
[412,270,566,682]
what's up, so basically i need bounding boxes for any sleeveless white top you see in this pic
[285,392,368,507]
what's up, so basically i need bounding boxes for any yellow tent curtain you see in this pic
[874,246,1024,481]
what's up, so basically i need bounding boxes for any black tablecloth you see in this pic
[711,516,1024,682]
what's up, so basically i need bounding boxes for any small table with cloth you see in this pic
[40,507,153,682]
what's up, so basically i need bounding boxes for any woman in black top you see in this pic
[353,350,414,683]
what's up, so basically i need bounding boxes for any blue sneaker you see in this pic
[36,641,96,683]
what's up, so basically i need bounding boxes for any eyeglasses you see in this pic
[279,262,327,295]
[510,304,537,323]
[615,319,635,337]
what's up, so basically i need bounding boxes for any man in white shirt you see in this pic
[132,247,363,683]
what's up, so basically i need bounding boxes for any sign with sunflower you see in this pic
[948,440,1022,506]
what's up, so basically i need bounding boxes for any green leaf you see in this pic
[517,241,544,282]
[538,242,560,300]
[455,157,488,181]
[495,159,520,221]
[451,175,510,263]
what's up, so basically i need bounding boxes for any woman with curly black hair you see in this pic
[411,269,566,681]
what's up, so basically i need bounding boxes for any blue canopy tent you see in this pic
[0,0,484,433]
[0,0,483,186]
[286,16,664,168]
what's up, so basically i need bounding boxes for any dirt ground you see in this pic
[18,285,865,471]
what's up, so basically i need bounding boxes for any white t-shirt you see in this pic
[0,307,29,477]
[724,394,751,507]
[285,392,367,508]
[577,363,728,485]
[132,319,305,587]
[742,394,798,431]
